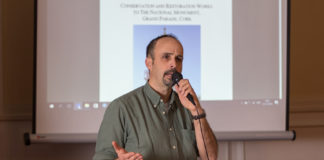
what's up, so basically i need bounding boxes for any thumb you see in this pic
[112,141,126,154]
[174,84,180,94]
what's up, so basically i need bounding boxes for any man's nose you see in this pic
[170,57,177,69]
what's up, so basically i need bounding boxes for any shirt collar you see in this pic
[144,82,176,109]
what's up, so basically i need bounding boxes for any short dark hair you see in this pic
[146,34,180,59]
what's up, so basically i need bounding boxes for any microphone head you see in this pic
[172,71,183,86]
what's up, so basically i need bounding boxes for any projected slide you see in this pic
[99,0,233,102]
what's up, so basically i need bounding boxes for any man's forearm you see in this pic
[192,108,218,160]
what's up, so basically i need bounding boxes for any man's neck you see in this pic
[148,80,172,103]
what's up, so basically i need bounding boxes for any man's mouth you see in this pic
[163,69,176,86]
[165,74,172,79]
[164,70,175,78]
[165,68,176,74]
[163,69,176,83]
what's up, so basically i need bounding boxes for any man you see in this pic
[93,34,218,160]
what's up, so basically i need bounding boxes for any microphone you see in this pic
[172,71,196,106]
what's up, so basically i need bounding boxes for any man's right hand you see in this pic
[112,141,144,160]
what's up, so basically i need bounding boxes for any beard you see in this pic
[162,68,176,87]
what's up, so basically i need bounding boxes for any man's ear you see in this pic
[145,57,153,71]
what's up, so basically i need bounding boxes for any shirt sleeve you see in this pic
[93,100,126,160]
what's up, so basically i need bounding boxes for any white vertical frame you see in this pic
[230,142,245,160]
[279,0,283,99]
[218,142,230,160]
[216,141,245,160]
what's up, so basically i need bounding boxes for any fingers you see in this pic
[112,141,143,160]
[175,79,200,111]
[122,152,135,158]
[177,79,193,96]
[126,152,143,160]
[112,141,126,154]
[120,152,144,160]
[112,141,120,151]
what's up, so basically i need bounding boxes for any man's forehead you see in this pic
[156,37,181,44]
[155,37,183,52]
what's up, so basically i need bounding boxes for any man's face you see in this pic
[146,37,183,88]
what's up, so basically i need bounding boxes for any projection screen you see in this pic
[34,0,290,140]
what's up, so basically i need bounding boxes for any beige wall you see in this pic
[244,1,324,159]
[1,0,324,159]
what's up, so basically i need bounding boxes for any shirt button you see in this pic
[160,99,163,103]
[172,145,176,149]
[169,127,173,131]
[162,111,165,115]
[153,104,157,108]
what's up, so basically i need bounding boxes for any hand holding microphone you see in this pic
[172,71,210,160]
[172,71,196,106]
[172,71,199,111]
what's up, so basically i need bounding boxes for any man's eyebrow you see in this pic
[161,52,183,58]
[161,52,174,56]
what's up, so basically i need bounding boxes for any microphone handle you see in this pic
[186,93,196,106]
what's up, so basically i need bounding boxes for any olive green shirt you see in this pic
[93,83,198,160]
